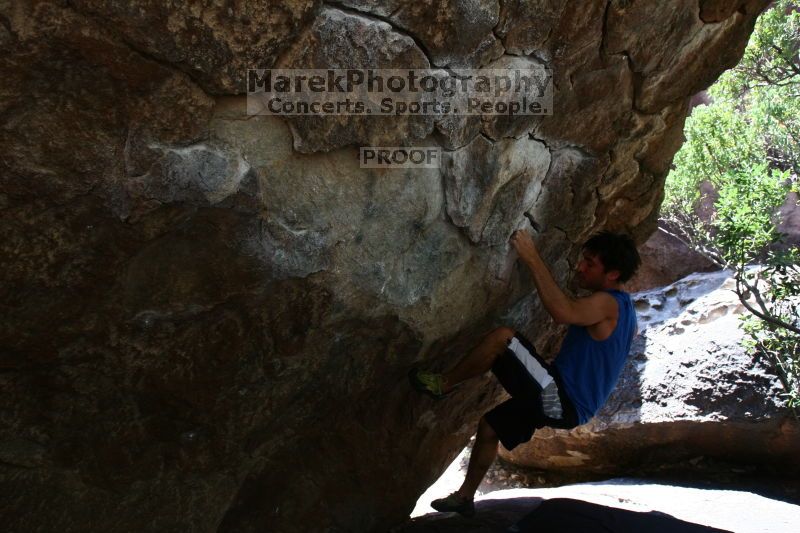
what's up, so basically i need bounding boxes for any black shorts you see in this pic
[484,333,579,451]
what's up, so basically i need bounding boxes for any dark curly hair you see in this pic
[582,231,641,283]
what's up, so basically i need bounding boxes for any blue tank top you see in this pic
[553,290,637,425]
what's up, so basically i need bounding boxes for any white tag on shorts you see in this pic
[507,337,554,389]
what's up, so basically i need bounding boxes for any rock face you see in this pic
[625,227,718,293]
[502,271,800,475]
[0,1,771,532]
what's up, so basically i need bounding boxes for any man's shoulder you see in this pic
[600,289,632,306]
[586,290,620,301]
[585,290,620,312]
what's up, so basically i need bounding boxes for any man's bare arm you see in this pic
[510,229,616,326]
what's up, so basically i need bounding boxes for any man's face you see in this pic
[576,250,616,290]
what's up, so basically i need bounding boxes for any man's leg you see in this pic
[442,326,515,392]
[430,415,499,515]
[456,415,499,499]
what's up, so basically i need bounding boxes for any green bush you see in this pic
[661,0,800,413]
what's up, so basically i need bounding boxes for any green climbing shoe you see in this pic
[408,368,449,400]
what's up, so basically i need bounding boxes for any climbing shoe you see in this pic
[431,492,475,517]
[408,368,448,400]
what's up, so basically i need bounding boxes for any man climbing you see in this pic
[409,229,640,517]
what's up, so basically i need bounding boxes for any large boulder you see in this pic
[502,270,800,475]
[625,228,718,293]
[0,1,772,531]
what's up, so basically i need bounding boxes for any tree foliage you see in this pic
[661,0,800,412]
